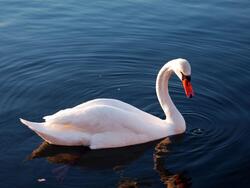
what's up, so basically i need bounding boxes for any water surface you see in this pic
[0,0,250,187]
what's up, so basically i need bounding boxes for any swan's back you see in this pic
[44,99,144,121]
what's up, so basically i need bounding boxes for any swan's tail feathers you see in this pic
[19,118,45,132]
[19,118,56,144]
[19,118,89,146]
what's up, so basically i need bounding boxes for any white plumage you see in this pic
[20,58,194,149]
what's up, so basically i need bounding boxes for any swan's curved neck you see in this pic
[156,63,184,124]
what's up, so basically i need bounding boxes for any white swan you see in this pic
[20,58,194,149]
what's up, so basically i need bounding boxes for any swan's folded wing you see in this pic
[42,105,120,133]
[43,107,91,126]
[43,108,73,122]
[42,104,147,135]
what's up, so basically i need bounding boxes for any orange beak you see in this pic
[182,79,194,98]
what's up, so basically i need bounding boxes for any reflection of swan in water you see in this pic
[29,137,191,187]
[29,140,157,169]
[118,137,192,188]
[154,137,192,188]
[29,140,157,182]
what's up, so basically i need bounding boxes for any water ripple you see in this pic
[1,0,250,187]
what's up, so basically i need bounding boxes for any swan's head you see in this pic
[171,58,194,98]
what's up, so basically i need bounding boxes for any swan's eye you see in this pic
[181,72,191,81]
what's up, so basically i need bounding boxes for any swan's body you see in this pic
[20,58,194,149]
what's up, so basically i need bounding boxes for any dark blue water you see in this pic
[1,0,250,187]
